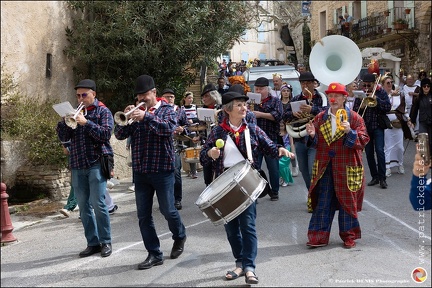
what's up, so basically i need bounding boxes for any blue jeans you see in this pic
[294,141,316,190]
[224,202,257,273]
[174,152,182,202]
[71,163,111,246]
[256,152,280,195]
[365,127,386,181]
[134,170,186,258]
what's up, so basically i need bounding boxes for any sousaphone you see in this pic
[286,35,362,138]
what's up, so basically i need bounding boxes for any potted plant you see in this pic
[393,18,408,30]
[405,8,411,14]
[384,10,390,17]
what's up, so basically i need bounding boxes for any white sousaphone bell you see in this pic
[286,35,362,138]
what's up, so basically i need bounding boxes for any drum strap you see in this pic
[244,128,253,162]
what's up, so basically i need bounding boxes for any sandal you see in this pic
[225,267,244,280]
[245,271,259,284]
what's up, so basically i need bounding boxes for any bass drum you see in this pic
[195,160,266,226]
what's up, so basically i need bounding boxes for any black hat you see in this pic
[222,91,249,105]
[134,75,155,95]
[161,88,175,95]
[421,77,431,87]
[255,77,269,87]
[75,79,96,91]
[228,84,245,95]
[298,72,316,82]
[201,83,217,97]
[362,73,376,83]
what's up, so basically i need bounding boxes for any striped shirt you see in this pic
[114,100,176,173]
[56,99,114,169]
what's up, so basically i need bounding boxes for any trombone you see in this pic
[358,74,379,118]
[65,102,87,129]
[114,102,146,125]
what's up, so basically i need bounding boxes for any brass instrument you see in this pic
[65,102,87,129]
[114,102,146,125]
[359,73,380,118]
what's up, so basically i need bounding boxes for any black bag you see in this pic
[257,169,272,198]
[377,114,393,129]
[100,154,114,179]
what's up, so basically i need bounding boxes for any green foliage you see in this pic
[64,1,252,111]
[1,68,68,168]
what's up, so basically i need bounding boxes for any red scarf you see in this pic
[220,118,247,145]
[259,96,271,108]
[86,101,106,111]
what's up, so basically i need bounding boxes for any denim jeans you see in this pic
[72,163,111,246]
[365,127,386,181]
[224,201,257,273]
[174,152,182,202]
[294,141,316,190]
[256,152,280,195]
[134,170,186,258]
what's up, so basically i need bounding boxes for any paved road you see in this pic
[1,139,431,287]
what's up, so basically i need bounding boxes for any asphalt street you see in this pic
[1,139,431,287]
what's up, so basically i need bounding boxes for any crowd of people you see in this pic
[56,64,430,284]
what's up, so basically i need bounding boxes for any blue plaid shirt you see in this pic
[56,99,114,169]
[252,94,283,142]
[114,101,176,173]
[200,119,282,178]
[352,86,391,131]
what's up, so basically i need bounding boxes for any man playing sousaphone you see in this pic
[199,91,294,284]
[304,82,369,249]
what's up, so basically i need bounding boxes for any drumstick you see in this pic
[216,139,225,149]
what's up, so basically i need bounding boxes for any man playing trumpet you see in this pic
[305,82,369,249]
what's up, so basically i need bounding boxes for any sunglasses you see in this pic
[423,84,431,88]
[76,93,89,98]
[364,84,373,88]
[385,81,394,84]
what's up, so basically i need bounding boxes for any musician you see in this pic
[56,79,113,258]
[305,82,369,248]
[271,73,283,99]
[353,73,391,189]
[114,75,186,270]
[181,91,199,179]
[162,88,188,210]
[250,77,284,201]
[345,81,358,110]
[195,83,222,186]
[284,72,328,211]
[199,91,293,284]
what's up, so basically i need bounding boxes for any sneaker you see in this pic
[174,201,182,210]
[281,181,288,187]
[128,185,135,192]
[108,205,118,215]
[398,165,405,174]
[279,177,284,186]
[191,173,198,179]
[385,168,392,177]
[59,208,70,218]
[292,166,299,177]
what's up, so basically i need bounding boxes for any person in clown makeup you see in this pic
[304,82,370,249]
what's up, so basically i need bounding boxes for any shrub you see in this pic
[1,67,68,168]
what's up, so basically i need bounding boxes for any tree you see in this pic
[64,1,255,111]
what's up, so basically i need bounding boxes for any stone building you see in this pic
[308,1,431,77]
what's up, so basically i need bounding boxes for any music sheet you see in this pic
[52,101,75,118]
[290,100,306,113]
[246,92,262,105]
[197,108,215,122]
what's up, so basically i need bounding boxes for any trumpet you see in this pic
[65,102,87,129]
[359,74,380,117]
[114,102,146,125]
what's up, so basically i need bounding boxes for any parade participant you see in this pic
[114,75,186,270]
[305,82,369,248]
[410,146,431,211]
[200,91,293,284]
[353,73,391,189]
[195,83,222,186]
[252,77,284,201]
[381,76,410,177]
[56,79,113,257]
[163,88,188,210]
[345,81,358,110]
[217,77,229,95]
[181,91,199,179]
[402,74,419,133]
[410,78,432,154]
[271,73,283,99]
[284,72,328,211]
